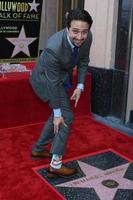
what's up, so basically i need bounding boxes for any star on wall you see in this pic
[56,161,133,200]
[6,26,37,57]
[28,0,40,12]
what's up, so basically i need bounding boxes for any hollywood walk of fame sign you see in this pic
[0,0,43,63]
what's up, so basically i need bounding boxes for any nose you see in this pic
[76,32,83,40]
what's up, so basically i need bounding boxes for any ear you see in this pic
[65,12,69,19]
[66,27,69,33]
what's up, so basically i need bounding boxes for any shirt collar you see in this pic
[67,33,75,49]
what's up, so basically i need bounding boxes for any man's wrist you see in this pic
[53,108,61,117]
[77,83,84,91]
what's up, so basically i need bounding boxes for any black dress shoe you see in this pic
[31,150,51,158]
[47,165,77,178]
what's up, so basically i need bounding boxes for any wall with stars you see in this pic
[0,0,43,63]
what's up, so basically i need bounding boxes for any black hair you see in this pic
[66,8,93,29]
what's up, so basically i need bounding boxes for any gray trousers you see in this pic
[33,85,73,155]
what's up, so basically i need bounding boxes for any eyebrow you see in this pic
[71,28,88,31]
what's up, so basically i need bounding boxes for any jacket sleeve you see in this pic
[43,48,61,109]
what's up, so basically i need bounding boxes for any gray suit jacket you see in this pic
[30,28,92,109]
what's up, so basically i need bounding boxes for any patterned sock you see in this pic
[50,154,62,169]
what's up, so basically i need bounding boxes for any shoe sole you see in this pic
[47,170,77,179]
[31,154,51,160]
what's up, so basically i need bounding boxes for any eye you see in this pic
[82,30,88,34]
[72,30,79,34]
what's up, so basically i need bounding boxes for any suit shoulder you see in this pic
[87,31,93,43]
[46,29,66,50]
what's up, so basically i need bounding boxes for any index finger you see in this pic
[54,125,59,134]
[75,98,78,107]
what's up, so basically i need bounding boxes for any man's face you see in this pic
[67,20,89,47]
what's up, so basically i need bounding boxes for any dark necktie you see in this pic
[72,46,79,66]
[63,46,79,90]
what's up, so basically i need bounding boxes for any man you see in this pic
[30,8,93,178]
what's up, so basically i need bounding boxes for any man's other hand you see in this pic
[70,88,81,107]
[54,116,67,134]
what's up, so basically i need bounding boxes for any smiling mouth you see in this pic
[75,39,84,43]
[74,41,84,46]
